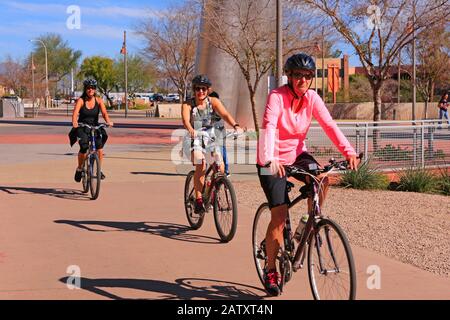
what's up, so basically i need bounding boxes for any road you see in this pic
[0,120,449,300]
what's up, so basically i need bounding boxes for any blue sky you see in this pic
[0,0,362,66]
[0,0,170,61]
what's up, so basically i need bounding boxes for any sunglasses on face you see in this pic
[194,86,208,92]
[290,72,314,80]
[87,86,96,90]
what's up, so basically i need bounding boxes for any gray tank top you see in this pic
[190,97,223,130]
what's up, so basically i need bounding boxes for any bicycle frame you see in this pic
[285,174,341,274]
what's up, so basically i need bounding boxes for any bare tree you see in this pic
[138,0,200,103]
[201,0,332,131]
[0,56,28,97]
[295,0,450,124]
[405,22,450,118]
[201,0,278,132]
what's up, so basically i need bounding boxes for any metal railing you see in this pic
[306,122,450,170]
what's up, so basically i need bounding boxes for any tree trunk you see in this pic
[430,81,435,104]
[372,85,382,151]
[249,90,260,136]
[373,86,382,122]
[105,94,114,108]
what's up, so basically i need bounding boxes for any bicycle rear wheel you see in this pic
[307,218,356,300]
[213,177,237,243]
[184,170,205,229]
[81,159,89,194]
[89,153,101,200]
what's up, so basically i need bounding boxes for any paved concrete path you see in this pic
[0,123,449,300]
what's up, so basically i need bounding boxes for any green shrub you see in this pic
[436,169,450,196]
[374,144,413,161]
[339,160,389,190]
[131,103,149,110]
[396,168,437,193]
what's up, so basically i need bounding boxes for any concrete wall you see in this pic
[327,102,441,121]
[0,99,24,118]
[155,103,181,118]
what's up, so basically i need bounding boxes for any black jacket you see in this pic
[68,127,108,147]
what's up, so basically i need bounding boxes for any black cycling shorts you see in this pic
[77,127,105,154]
[257,152,319,209]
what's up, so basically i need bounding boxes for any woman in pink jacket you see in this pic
[257,53,359,296]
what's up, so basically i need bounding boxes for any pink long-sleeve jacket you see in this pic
[257,85,356,166]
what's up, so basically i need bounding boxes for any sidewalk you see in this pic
[0,147,449,299]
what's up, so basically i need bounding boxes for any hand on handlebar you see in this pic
[267,160,286,178]
[189,128,196,139]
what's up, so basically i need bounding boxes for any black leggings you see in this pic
[77,128,104,154]
[257,152,319,209]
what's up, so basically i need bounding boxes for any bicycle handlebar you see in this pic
[285,152,364,177]
[193,128,245,141]
[78,123,109,130]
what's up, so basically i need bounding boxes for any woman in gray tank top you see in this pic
[181,75,242,214]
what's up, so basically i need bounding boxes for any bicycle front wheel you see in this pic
[252,203,271,287]
[307,218,356,300]
[82,159,89,194]
[213,177,237,243]
[184,170,205,229]
[89,153,101,200]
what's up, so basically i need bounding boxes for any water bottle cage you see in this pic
[286,181,295,193]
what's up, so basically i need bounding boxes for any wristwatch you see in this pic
[233,123,240,129]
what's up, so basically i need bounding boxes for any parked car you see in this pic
[165,93,180,103]
[150,94,164,103]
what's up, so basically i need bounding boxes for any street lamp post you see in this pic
[276,0,283,87]
[30,39,49,109]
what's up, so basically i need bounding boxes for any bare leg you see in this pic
[97,149,104,165]
[192,152,206,200]
[265,205,288,271]
[77,153,87,169]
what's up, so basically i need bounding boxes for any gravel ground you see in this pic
[233,180,450,277]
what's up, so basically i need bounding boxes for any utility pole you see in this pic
[276,0,283,87]
[321,27,325,101]
[124,31,128,118]
[30,39,49,109]
[31,53,36,118]
[412,0,417,121]
[398,48,401,105]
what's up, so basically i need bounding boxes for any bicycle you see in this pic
[252,154,363,300]
[183,129,241,243]
[78,123,108,200]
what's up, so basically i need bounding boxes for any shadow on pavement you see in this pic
[59,277,266,300]
[54,220,222,244]
[131,172,187,177]
[0,186,90,201]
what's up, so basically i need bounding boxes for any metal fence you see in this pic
[306,120,450,170]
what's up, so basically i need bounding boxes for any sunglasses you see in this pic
[194,86,208,92]
[290,72,314,80]
[86,86,97,90]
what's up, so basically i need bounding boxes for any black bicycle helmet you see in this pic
[284,53,316,74]
[192,74,212,88]
[83,78,97,88]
